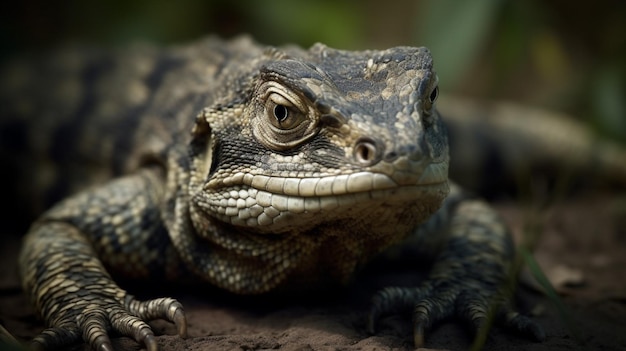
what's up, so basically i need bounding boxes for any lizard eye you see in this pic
[267,94,307,130]
[424,84,439,113]
[251,81,319,150]
[429,85,439,104]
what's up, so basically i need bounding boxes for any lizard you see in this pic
[2,35,580,350]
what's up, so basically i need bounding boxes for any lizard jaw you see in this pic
[198,161,449,231]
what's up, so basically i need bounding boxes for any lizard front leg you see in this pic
[368,184,545,347]
[19,170,187,350]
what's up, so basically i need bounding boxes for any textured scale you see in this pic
[4,35,601,350]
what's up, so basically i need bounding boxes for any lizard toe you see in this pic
[34,294,186,350]
[31,327,81,351]
[125,295,188,338]
[369,282,538,348]
[411,291,457,347]
[368,285,432,334]
[455,290,545,343]
[499,305,546,341]
[456,290,545,342]
[109,308,159,351]
[455,291,491,333]
[76,307,114,351]
[369,283,462,347]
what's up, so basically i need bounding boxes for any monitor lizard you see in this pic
[7,35,617,350]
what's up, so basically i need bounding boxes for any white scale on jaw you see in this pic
[205,161,448,228]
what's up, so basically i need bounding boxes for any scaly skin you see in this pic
[9,36,545,350]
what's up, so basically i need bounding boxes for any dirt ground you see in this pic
[1,192,626,351]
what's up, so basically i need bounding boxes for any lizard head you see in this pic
[188,44,449,239]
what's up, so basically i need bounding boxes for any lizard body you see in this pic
[1,35,577,350]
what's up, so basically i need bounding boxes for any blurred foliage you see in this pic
[1,0,624,141]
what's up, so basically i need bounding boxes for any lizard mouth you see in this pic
[200,161,449,229]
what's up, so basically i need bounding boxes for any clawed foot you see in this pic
[31,295,187,351]
[367,282,545,348]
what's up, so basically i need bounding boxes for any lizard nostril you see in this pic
[354,137,380,165]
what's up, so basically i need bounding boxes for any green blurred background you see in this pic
[1,0,624,141]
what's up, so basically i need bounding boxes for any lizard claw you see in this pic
[500,307,546,341]
[78,308,114,351]
[173,308,188,338]
[368,282,543,347]
[95,336,115,351]
[80,303,159,351]
[125,295,188,339]
[143,333,159,351]
[30,295,186,351]
[366,311,377,335]
[413,323,425,348]
[368,285,431,335]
